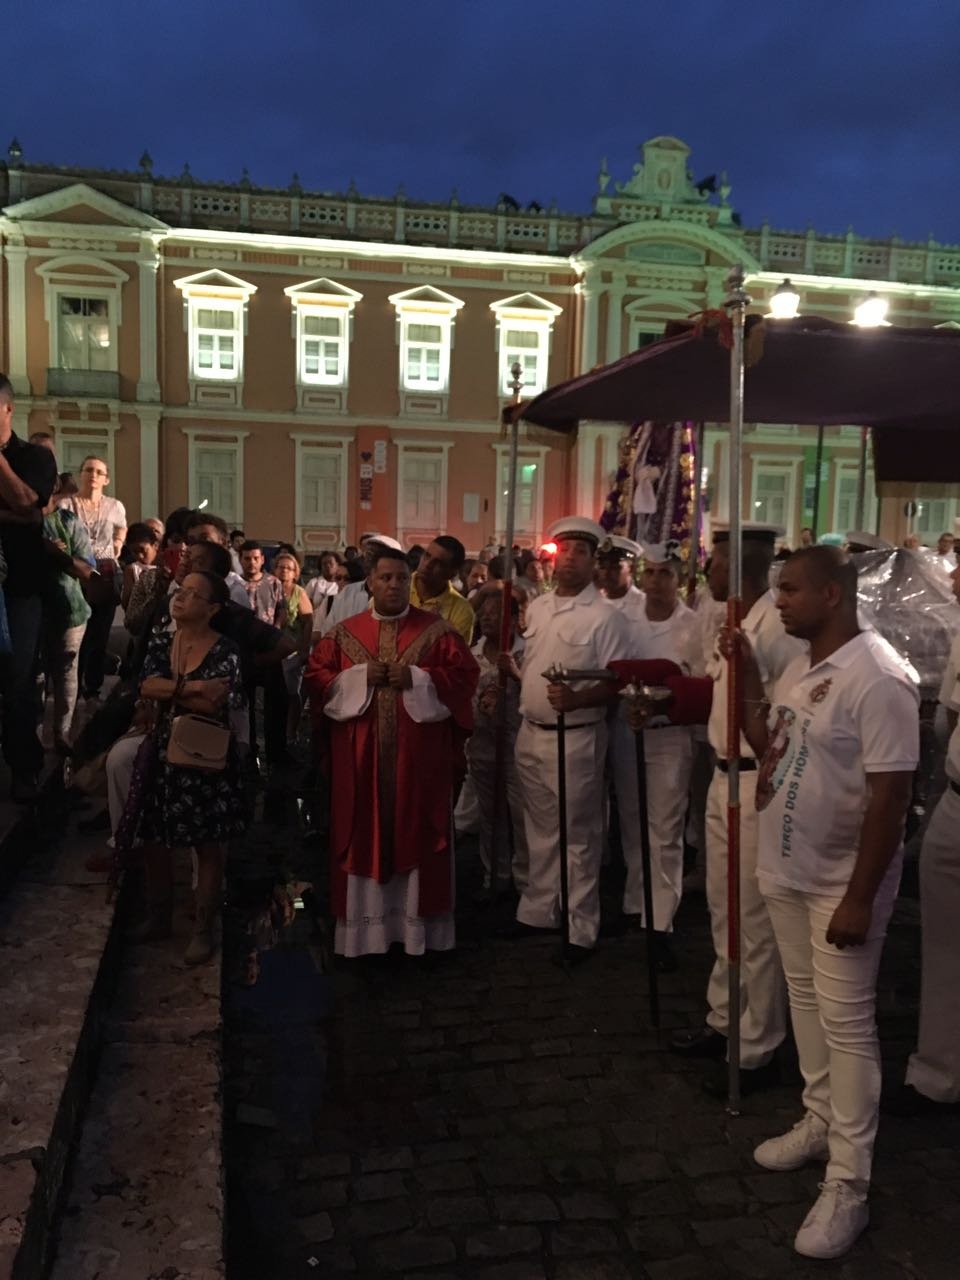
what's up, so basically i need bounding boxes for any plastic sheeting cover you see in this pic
[853,548,960,699]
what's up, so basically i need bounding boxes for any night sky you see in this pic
[8,0,960,244]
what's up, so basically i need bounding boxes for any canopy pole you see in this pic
[687,422,705,601]
[855,427,870,531]
[490,362,523,895]
[811,424,825,539]
[724,265,750,1115]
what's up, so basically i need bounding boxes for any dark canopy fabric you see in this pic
[512,316,960,480]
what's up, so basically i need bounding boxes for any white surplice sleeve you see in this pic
[402,665,452,723]
[323,664,374,721]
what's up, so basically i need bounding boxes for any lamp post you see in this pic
[766,278,800,320]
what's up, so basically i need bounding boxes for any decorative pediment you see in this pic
[172,269,257,299]
[1,182,167,231]
[490,292,563,319]
[388,285,465,313]
[284,277,363,305]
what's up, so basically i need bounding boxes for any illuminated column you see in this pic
[579,286,599,372]
[3,240,30,396]
[605,286,625,363]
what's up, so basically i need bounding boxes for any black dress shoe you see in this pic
[552,942,595,969]
[669,1026,726,1058]
[701,1059,780,1099]
[881,1084,960,1117]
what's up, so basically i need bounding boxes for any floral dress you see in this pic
[139,630,247,847]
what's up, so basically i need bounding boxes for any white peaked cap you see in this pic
[365,534,404,552]
[546,516,606,547]
[600,535,643,559]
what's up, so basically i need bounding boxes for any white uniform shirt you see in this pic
[519,583,629,725]
[756,631,920,895]
[631,599,698,673]
[707,591,805,760]
[321,579,370,635]
[604,584,645,612]
[939,633,960,783]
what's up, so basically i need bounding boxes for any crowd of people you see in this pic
[1,366,957,1261]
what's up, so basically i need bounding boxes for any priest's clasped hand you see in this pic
[386,663,413,690]
[366,661,389,686]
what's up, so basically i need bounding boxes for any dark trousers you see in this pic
[246,665,288,765]
[1,592,44,775]
[78,594,116,697]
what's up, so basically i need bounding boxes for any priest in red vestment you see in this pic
[305,544,479,956]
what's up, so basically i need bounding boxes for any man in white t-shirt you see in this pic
[670,525,802,1099]
[888,561,960,1116]
[734,546,918,1260]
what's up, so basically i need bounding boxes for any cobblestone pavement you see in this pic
[223,790,960,1280]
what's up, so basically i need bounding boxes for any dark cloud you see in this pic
[7,0,960,242]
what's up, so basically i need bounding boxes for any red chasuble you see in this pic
[305,606,479,919]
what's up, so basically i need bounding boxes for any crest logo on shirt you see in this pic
[756,707,797,813]
[809,678,833,705]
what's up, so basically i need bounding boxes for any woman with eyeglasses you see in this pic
[58,455,127,701]
[130,570,246,964]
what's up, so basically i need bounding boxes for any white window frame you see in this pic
[173,271,257,404]
[388,287,465,413]
[832,460,878,535]
[37,257,128,374]
[181,428,249,526]
[290,432,350,546]
[749,455,799,537]
[284,278,363,400]
[188,299,243,382]
[915,496,960,543]
[54,425,119,481]
[395,441,452,540]
[489,294,562,398]
[492,443,548,544]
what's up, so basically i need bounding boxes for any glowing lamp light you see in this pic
[766,278,801,320]
[540,541,558,556]
[197,497,209,510]
[851,292,890,328]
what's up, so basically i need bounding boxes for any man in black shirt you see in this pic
[0,375,59,799]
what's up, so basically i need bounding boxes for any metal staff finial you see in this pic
[509,360,524,400]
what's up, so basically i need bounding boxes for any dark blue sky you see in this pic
[8,0,960,243]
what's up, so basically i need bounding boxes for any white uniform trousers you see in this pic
[106,731,147,835]
[516,718,607,949]
[611,718,693,931]
[704,769,787,1067]
[468,744,530,892]
[906,786,960,1102]
[763,882,897,1187]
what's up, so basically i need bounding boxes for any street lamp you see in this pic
[766,278,800,320]
[851,292,890,328]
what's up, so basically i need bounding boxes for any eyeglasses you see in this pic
[173,586,212,603]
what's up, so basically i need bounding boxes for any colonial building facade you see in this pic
[2,135,958,553]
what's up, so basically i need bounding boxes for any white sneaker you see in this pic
[794,1179,869,1259]
[754,1112,829,1171]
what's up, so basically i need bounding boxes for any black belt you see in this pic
[717,758,758,773]
[950,779,960,797]
[525,719,598,732]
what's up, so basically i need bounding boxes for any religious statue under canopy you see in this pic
[600,421,702,574]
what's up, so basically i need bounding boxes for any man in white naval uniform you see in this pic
[514,517,629,965]
[320,534,405,635]
[670,524,803,1098]
[606,540,698,972]
[596,534,645,611]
